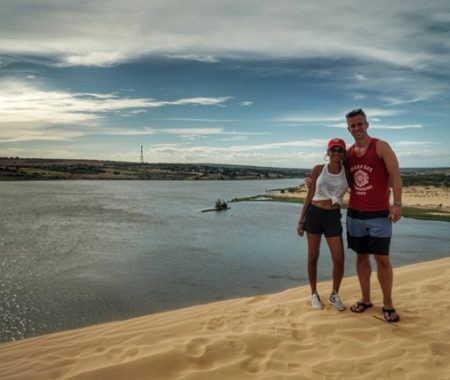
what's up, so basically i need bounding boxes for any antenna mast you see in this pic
[140,145,144,164]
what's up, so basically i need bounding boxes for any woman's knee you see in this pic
[308,252,320,264]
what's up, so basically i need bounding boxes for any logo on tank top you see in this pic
[350,165,374,195]
[354,169,369,188]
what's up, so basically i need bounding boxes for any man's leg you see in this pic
[375,255,400,321]
[374,255,393,308]
[356,253,372,304]
[346,215,373,311]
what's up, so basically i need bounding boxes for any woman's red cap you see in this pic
[328,138,346,150]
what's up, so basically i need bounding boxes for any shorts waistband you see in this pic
[310,204,341,212]
[347,208,389,219]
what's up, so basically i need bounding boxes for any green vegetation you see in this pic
[401,206,450,222]
[401,174,449,187]
[231,193,450,223]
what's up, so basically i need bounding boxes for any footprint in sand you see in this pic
[225,335,247,353]
[291,328,308,341]
[205,316,226,330]
[185,337,209,358]
[230,316,247,333]
[255,305,289,319]
[428,342,450,356]
[125,348,139,357]
[241,354,267,374]
[420,284,444,292]
[105,347,125,363]
[387,367,405,378]
[246,295,268,304]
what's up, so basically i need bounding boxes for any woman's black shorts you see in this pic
[304,205,343,237]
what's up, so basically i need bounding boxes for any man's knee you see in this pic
[375,255,391,270]
[357,253,370,264]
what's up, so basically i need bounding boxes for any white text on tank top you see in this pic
[312,165,349,205]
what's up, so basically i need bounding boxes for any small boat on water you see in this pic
[201,198,230,212]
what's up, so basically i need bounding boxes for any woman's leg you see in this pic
[306,232,322,293]
[325,235,345,292]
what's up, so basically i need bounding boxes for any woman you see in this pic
[297,138,349,310]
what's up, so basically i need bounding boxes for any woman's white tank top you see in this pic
[312,164,348,205]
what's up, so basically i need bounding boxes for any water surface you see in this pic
[0,180,448,341]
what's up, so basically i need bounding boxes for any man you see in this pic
[345,108,402,322]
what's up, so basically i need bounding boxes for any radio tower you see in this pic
[140,145,144,164]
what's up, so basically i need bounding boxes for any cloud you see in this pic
[99,127,157,136]
[0,123,85,143]
[354,73,368,81]
[163,54,220,63]
[163,128,225,136]
[0,78,235,143]
[96,127,269,138]
[0,1,448,71]
[160,128,270,139]
[382,95,439,106]
[0,78,232,125]
[370,124,425,130]
[326,123,425,130]
[276,116,344,124]
[135,139,328,166]
[277,108,403,126]
[395,141,440,146]
[221,136,248,142]
[64,52,130,67]
[149,139,326,154]
[163,118,239,123]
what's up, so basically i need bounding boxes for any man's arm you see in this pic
[377,140,402,223]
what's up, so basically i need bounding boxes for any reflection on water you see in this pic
[0,180,448,341]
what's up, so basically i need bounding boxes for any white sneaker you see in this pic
[311,292,324,309]
[329,292,345,311]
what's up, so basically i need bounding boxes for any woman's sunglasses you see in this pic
[329,147,345,153]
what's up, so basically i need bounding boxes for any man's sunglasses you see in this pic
[346,108,366,119]
[329,147,345,153]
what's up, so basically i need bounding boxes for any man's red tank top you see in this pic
[347,138,390,211]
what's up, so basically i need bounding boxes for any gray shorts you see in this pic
[346,209,392,255]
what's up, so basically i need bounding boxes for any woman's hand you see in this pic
[304,174,312,188]
[297,221,305,237]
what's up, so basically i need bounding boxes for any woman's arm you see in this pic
[297,165,323,236]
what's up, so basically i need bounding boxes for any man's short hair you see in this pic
[346,108,367,121]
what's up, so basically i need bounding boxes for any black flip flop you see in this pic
[350,301,373,313]
[382,307,400,322]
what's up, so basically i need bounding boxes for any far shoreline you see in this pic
[232,184,450,223]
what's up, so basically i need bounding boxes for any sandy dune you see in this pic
[271,185,450,210]
[1,257,450,379]
[401,186,450,210]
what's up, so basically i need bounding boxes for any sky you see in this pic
[0,0,449,168]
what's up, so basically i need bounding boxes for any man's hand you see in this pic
[389,204,402,223]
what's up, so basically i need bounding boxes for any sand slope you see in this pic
[1,258,450,380]
[271,185,450,210]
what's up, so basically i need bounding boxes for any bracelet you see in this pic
[393,201,402,207]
